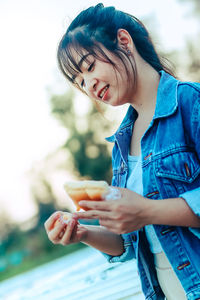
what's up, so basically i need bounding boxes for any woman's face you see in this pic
[72,47,136,107]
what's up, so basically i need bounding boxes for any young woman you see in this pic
[44,4,200,299]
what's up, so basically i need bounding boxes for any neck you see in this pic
[130,63,160,117]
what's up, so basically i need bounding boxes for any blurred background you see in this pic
[0,0,200,282]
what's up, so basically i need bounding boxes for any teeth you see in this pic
[100,85,109,98]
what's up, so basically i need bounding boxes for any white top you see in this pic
[126,154,163,254]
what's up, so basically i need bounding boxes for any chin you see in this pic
[111,98,126,107]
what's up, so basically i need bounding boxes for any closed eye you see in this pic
[81,79,85,88]
[88,61,95,72]
[80,61,95,88]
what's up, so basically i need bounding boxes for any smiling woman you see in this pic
[41,4,200,300]
[43,3,200,299]
[57,4,173,107]
[0,0,198,226]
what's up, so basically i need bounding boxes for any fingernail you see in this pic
[53,212,60,219]
[59,218,65,225]
[73,213,78,219]
[70,219,75,227]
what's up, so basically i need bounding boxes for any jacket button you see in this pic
[161,226,175,235]
[131,234,137,242]
[144,152,152,160]
[177,261,190,270]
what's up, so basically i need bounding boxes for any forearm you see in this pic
[81,225,124,256]
[149,197,200,227]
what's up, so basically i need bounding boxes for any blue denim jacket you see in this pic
[104,71,200,300]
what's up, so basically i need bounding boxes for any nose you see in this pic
[85,77,97,94]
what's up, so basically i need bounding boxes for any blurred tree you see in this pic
[185,40,200,81]
[178,0,200,17]
[176,0,200,81]
[0,211,13,242]
[50,90,113,183]
[0,211,17,255]
[3,1,200,281]
[30,175,62,227]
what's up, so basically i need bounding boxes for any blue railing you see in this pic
[0,247,144,300]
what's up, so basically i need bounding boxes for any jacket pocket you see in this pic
[155,151,200,183]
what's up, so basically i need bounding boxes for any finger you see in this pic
[70,222,79,240]
[78,200,113,211]
[76,210,112,220]
[61,219,77,245]
[48,221,66,242]
[44,211,62,232]
[58,230,65,239]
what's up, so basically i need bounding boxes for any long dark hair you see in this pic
[57,3,174,91]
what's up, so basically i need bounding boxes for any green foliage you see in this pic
[50,90,76,129]
[4,0,200,282]
[0,89,114,282]
[177,0,200,17]
[31,178,59,227]
[176,0,200,82]
[0,223,86,282]
[50,90,113,183]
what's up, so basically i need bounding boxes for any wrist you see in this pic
[143,198,158,225]
[144,198,173,225]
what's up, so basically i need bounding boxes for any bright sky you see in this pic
[0,0,198,223]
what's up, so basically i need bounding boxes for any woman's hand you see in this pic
[74,188,153,234]
[44,211,87,246]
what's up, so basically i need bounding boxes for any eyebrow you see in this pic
[72,53,91,82]
[78,53,91,68]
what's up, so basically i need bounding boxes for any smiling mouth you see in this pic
[98,85,109,99]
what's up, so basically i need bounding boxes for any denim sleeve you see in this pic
[101,233,136,263]
[180,188,200,238]
[180,85,200,239]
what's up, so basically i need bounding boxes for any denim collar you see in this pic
[106,71,179,143]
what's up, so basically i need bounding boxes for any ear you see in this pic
[117,29,134,52]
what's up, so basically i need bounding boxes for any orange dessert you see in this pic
[64,180,109,210]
